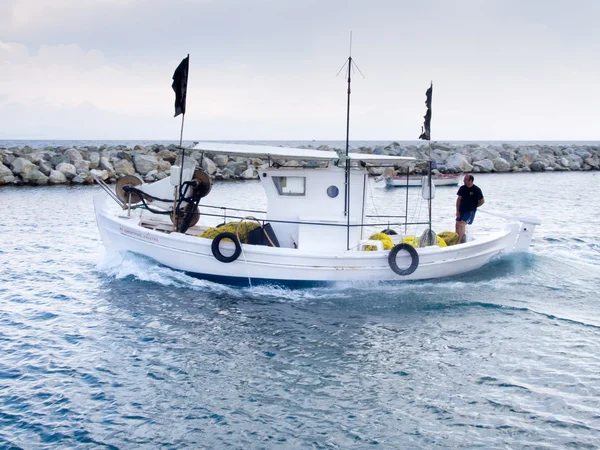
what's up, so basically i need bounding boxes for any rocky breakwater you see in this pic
[0,141,599,187]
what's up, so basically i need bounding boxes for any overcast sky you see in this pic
[1,0,599,141]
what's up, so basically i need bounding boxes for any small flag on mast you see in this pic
[172,55,189,117]
[418,82,432,140]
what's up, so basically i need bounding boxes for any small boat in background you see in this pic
[385,172,461,187]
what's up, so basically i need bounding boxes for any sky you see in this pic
[1,0,599,141]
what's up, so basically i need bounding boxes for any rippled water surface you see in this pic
[1,171,600,448]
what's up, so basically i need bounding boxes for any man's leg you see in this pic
[455,220,466,244]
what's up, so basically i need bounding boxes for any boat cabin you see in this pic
[193,142,415,252]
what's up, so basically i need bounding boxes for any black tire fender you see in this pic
[211,232,242,263]
[388,243,419,276]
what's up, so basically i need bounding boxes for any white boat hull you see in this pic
[94,194,533,286]
[386,174,461,187]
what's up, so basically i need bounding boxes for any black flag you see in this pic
[172,55,189,117]
[418,83,432,140]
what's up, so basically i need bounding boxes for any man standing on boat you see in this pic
[455,174,484,243]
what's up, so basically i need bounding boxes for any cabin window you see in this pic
[272,176,306,196]
[327,186,339,198]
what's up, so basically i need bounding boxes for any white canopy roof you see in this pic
[191,142,415,165]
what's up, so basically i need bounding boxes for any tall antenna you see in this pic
[336,32,365,249]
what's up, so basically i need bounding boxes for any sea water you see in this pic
[1,170,599,448]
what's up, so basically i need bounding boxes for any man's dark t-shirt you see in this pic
[457,185,484,213]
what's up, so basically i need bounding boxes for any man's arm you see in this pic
[456,196,462,217]
[477,198,485,207]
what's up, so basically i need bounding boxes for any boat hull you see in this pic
[385,174,461,187]
[94,194,525,286]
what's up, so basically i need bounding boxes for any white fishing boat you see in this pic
[93,55,541,287]
[93,140,540,287]
[385,173,461,187]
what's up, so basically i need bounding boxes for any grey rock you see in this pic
[201,157,217,175]
[133,154,158,175]
[157,160,171,172]
[213,154,229,167]
[25,169,49,185]
[0,163,15,185]
[492,157,511,172]
[116,151,133,162]
[48,170,67,184]
[65,148,84,164]
[157,149,178,163]
[114,159,135,176]
[99,157,114,172]
[72,171,94,185]
[144,170,158,182]
[74,160,90,171]
[584,157,599,169]
[240,167,256,179]
[88,152,100,169]
[530,160,548,172]
[2,153,16,166]
[472,159,495,172]
[90,169,109,181]
[22,150,44,164]
[51,154,70,167]
[445,153,473,172]
[38,161,53,176]
[56,162,78,180]
[10,157,37,176]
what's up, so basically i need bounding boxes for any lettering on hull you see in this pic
[119,226,159,243]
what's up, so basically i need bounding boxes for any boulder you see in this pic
[584,157,599,169]
[201,157,217,175]
[25,170,49,185]
[2,153,16,167]
[51,154,70,167]
[0,163,15,185]
[530,160,548,172]
[99,157,114,172]
[90,169,109,181]
[56,162,78,180]
[445,153,473,173]
[157,149,178,163]
[48,170,67,184]
[38,161,53,176]
[240,167,256,179]
[492,157,511,172]
[157,159,171,172]
[472,159,494,172]
[133,154,158,175]
[144,169,158,182]
[116,151,132,162]
[72,171,94,184]
[65,148,84,164]
[213,154,229,167]
[10,157,37,177]
[114,159,135,176]
[22,150,44,164]
[74,160,90,171]
[88,152,100,169]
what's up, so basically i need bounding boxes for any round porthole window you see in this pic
[327,186,339,198]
